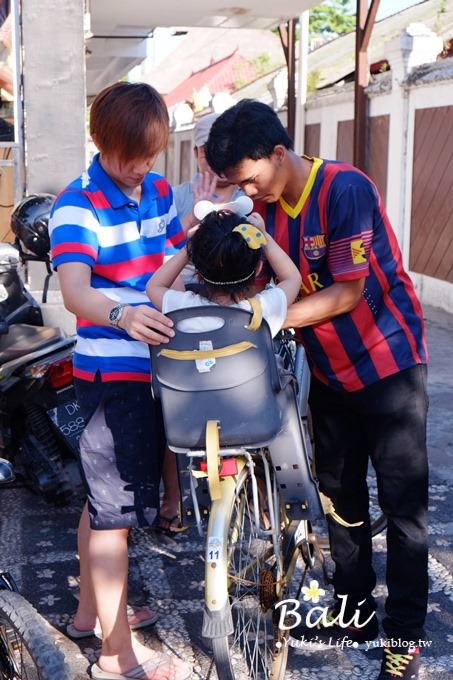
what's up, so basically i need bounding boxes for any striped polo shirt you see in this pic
[49,154,185,383]
[255,157,428,392]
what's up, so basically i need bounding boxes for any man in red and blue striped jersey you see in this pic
[206,99,428,680]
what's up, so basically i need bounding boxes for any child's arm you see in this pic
[248,212,301,304]
[146,246,190,310]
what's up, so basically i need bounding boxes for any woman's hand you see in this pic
[192,171,218,203]
[119,305,175,345]
[182,172,218,233]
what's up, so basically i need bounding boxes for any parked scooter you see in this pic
[0,458,72,679]
[0,195,84,505]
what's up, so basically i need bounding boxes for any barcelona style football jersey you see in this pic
[255,157,428,392]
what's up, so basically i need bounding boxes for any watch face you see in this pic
[109,305,123,324]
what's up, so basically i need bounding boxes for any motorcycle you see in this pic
[0,458,72,679]
[0,195,84,505]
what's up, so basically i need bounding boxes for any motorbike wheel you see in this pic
[0,589,70,680]
[17,404,74,505]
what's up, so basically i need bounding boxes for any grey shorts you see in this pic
[75,378,163,530]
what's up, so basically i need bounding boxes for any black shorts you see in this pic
[75,376,165,530]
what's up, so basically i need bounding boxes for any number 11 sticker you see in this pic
[207,536,222,563]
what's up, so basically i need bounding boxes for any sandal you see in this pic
[152,513,188,536]
[90,652,191,679]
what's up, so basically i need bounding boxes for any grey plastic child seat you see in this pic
[150,305,283,450]
[150,304,325,522]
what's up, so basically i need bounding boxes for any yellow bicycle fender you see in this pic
[206,420,221,501]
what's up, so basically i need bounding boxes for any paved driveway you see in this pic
[0,305,452,679]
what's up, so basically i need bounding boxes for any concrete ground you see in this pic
[0,304,452,679]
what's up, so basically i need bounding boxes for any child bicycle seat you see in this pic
[150,305,283,450]
[150,303,324,521]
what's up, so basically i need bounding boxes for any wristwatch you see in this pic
[108,303,127,327]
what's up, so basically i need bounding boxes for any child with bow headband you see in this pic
[147,198,301,338]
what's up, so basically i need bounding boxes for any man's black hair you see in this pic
[205,99,293,176]
[187,210,261,302]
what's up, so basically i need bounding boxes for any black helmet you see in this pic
[10,193,56,258]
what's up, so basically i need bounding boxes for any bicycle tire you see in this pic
[0,589,70,680]
[209,462,300,680]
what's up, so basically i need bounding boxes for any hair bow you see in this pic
[193,195,253,221]
[232,223,267,249]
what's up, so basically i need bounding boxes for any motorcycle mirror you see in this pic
[0,458,15,483]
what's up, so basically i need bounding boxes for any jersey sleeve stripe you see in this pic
[50,205,100,232]
[52,242,97,259]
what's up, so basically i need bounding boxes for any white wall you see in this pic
[306,75,453,313]
[167,46,453,313]
[22,0,86,195]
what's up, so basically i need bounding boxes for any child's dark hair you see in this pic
[187,210,261,301]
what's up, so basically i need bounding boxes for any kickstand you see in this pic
[309,534,334,585]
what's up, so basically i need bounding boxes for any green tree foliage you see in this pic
[309,0,356,39]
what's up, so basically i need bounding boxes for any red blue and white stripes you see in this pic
[255,158,428,392]
[49,154,185,383]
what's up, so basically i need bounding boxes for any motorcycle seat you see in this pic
[0,323,65,363]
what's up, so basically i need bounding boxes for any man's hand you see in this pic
[119,305,175,345]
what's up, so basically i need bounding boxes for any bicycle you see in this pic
[151,305,331,679]
[151,306,386,679]
[0,459,70,680]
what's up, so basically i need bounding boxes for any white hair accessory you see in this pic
[193,195,253,221]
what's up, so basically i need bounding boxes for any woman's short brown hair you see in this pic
[90,82,169,165]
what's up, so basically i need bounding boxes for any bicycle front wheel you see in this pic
[0,590,70,680]
[208,462,296,680]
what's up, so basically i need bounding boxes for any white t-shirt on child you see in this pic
[162,286,287,338]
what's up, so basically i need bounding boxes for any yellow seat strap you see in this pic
[320,492,364,528]
[159,340,255,361]
[247,296,262,331]
[206,420,221,500]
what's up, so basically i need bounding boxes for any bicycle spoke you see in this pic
[221,470,284,678]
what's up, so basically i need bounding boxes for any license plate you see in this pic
[47,398,85,453]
